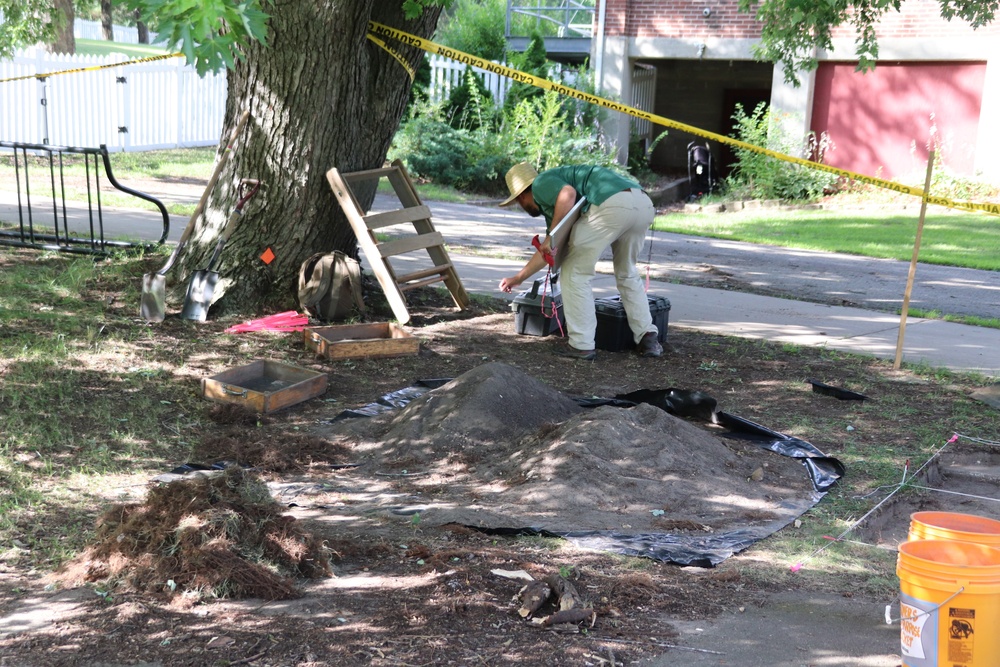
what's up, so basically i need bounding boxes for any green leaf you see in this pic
[402,0,424,20]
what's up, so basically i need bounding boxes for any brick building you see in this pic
[587,0,999,184]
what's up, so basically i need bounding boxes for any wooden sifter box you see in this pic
[202,360,328,413]
[304,322,419,360]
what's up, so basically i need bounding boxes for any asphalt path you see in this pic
[397,198,1000,323]
[3,190,998,322]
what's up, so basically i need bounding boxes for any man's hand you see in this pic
[538,235,553,256]
[499,276,522,293]
[531,234,554,266]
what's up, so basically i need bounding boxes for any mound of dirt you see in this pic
[359,361,585,467]
[339,362,823,563]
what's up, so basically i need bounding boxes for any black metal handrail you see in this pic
[0,141,170,255]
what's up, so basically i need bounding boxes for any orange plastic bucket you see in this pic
[897,539,1000,667]
[909,511,1000,547]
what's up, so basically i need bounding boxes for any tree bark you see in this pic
[48,0,76,54]
[135,10,149,44]
[174,0,442,317]
[101,0,114,41]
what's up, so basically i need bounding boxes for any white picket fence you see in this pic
[427,53,514,105]
[426,54,656,140]
[1,47,226,151]
[1,34,651,152]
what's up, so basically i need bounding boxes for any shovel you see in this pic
[140,110,251,322]
[180,179,261,322]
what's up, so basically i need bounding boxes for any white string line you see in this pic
[954,432,1000,447]
[905,484,1000,504]
[791,434,958,572]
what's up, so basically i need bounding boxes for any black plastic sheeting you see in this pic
[330,379,846,567]
[328,378,453,420]
[807,378,869,401]
[713,411,845,492]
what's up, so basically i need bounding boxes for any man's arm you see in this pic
[537,184,579,256]
[499,249,552,293]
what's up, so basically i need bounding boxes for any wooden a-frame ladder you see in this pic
[326,159,470,324]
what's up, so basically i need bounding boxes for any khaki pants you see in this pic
[559,188,657,351]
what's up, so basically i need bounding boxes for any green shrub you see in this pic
[499,90,617,172]
[726,102,838,202]
[444,68,495,131]
[503,32,550,114]
[433,0,508,61]
[390,104,508,196]
[391,54,620,197]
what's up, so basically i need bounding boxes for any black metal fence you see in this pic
[0,141,169,255]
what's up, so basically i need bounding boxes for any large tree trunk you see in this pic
[101,0,114,41]
[174,1,442,317]
[135,10,149,44]
[48,0,76,54]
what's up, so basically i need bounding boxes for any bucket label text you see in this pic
[947,607,975,664]
[899,593,937,667]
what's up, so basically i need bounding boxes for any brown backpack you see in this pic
[297,251,366,321]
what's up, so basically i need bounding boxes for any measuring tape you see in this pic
[367,21,1000,218]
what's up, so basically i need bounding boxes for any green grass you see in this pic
[0,249,296,567]
[907,308,1000,329]
[0,147,214,217]
[376,179,470,203]
[75,37,173,59]
[654,207,1000,271]
[0,147,216,183]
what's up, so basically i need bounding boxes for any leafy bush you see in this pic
[927,154,1000,201]
[725,102,838,202]
[502,32,550,114]
[391,33,621,197]
[433,0,508,61]
[390,103,507,196]
[392,85,618,197]
[444,68,494,131]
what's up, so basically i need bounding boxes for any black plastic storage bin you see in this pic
[511,278,566,337]
[594,295,670,352]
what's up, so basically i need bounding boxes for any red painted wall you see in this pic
[811,62,986,180]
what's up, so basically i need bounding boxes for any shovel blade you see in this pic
[180,270,220,322]
[140,273,167,323]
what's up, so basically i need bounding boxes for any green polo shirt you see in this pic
[531,166,639,231]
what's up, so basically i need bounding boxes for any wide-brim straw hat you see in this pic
[499,162,538,206]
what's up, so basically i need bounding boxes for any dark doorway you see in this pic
[719,89,770,178]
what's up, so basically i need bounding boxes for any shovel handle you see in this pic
[203,180,262,271]
[157,110,251,276]
[219,180,261,244]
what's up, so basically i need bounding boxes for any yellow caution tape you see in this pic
[6,24,995,217]
[368,21,1000,217]
[366,34,416,82]
[0,52,185,84]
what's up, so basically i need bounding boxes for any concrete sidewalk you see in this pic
[4,190,998,377]
[393,251,1000,377]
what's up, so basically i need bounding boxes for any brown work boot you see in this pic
[557,345,596,361]
[637,332,663,358]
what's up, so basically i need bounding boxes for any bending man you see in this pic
[498,162,662,360]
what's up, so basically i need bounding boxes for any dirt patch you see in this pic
[857,442,1000,547]
[1,252,998,666]
[317,362,818,551]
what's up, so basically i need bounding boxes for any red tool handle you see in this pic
[532,235,554,267]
